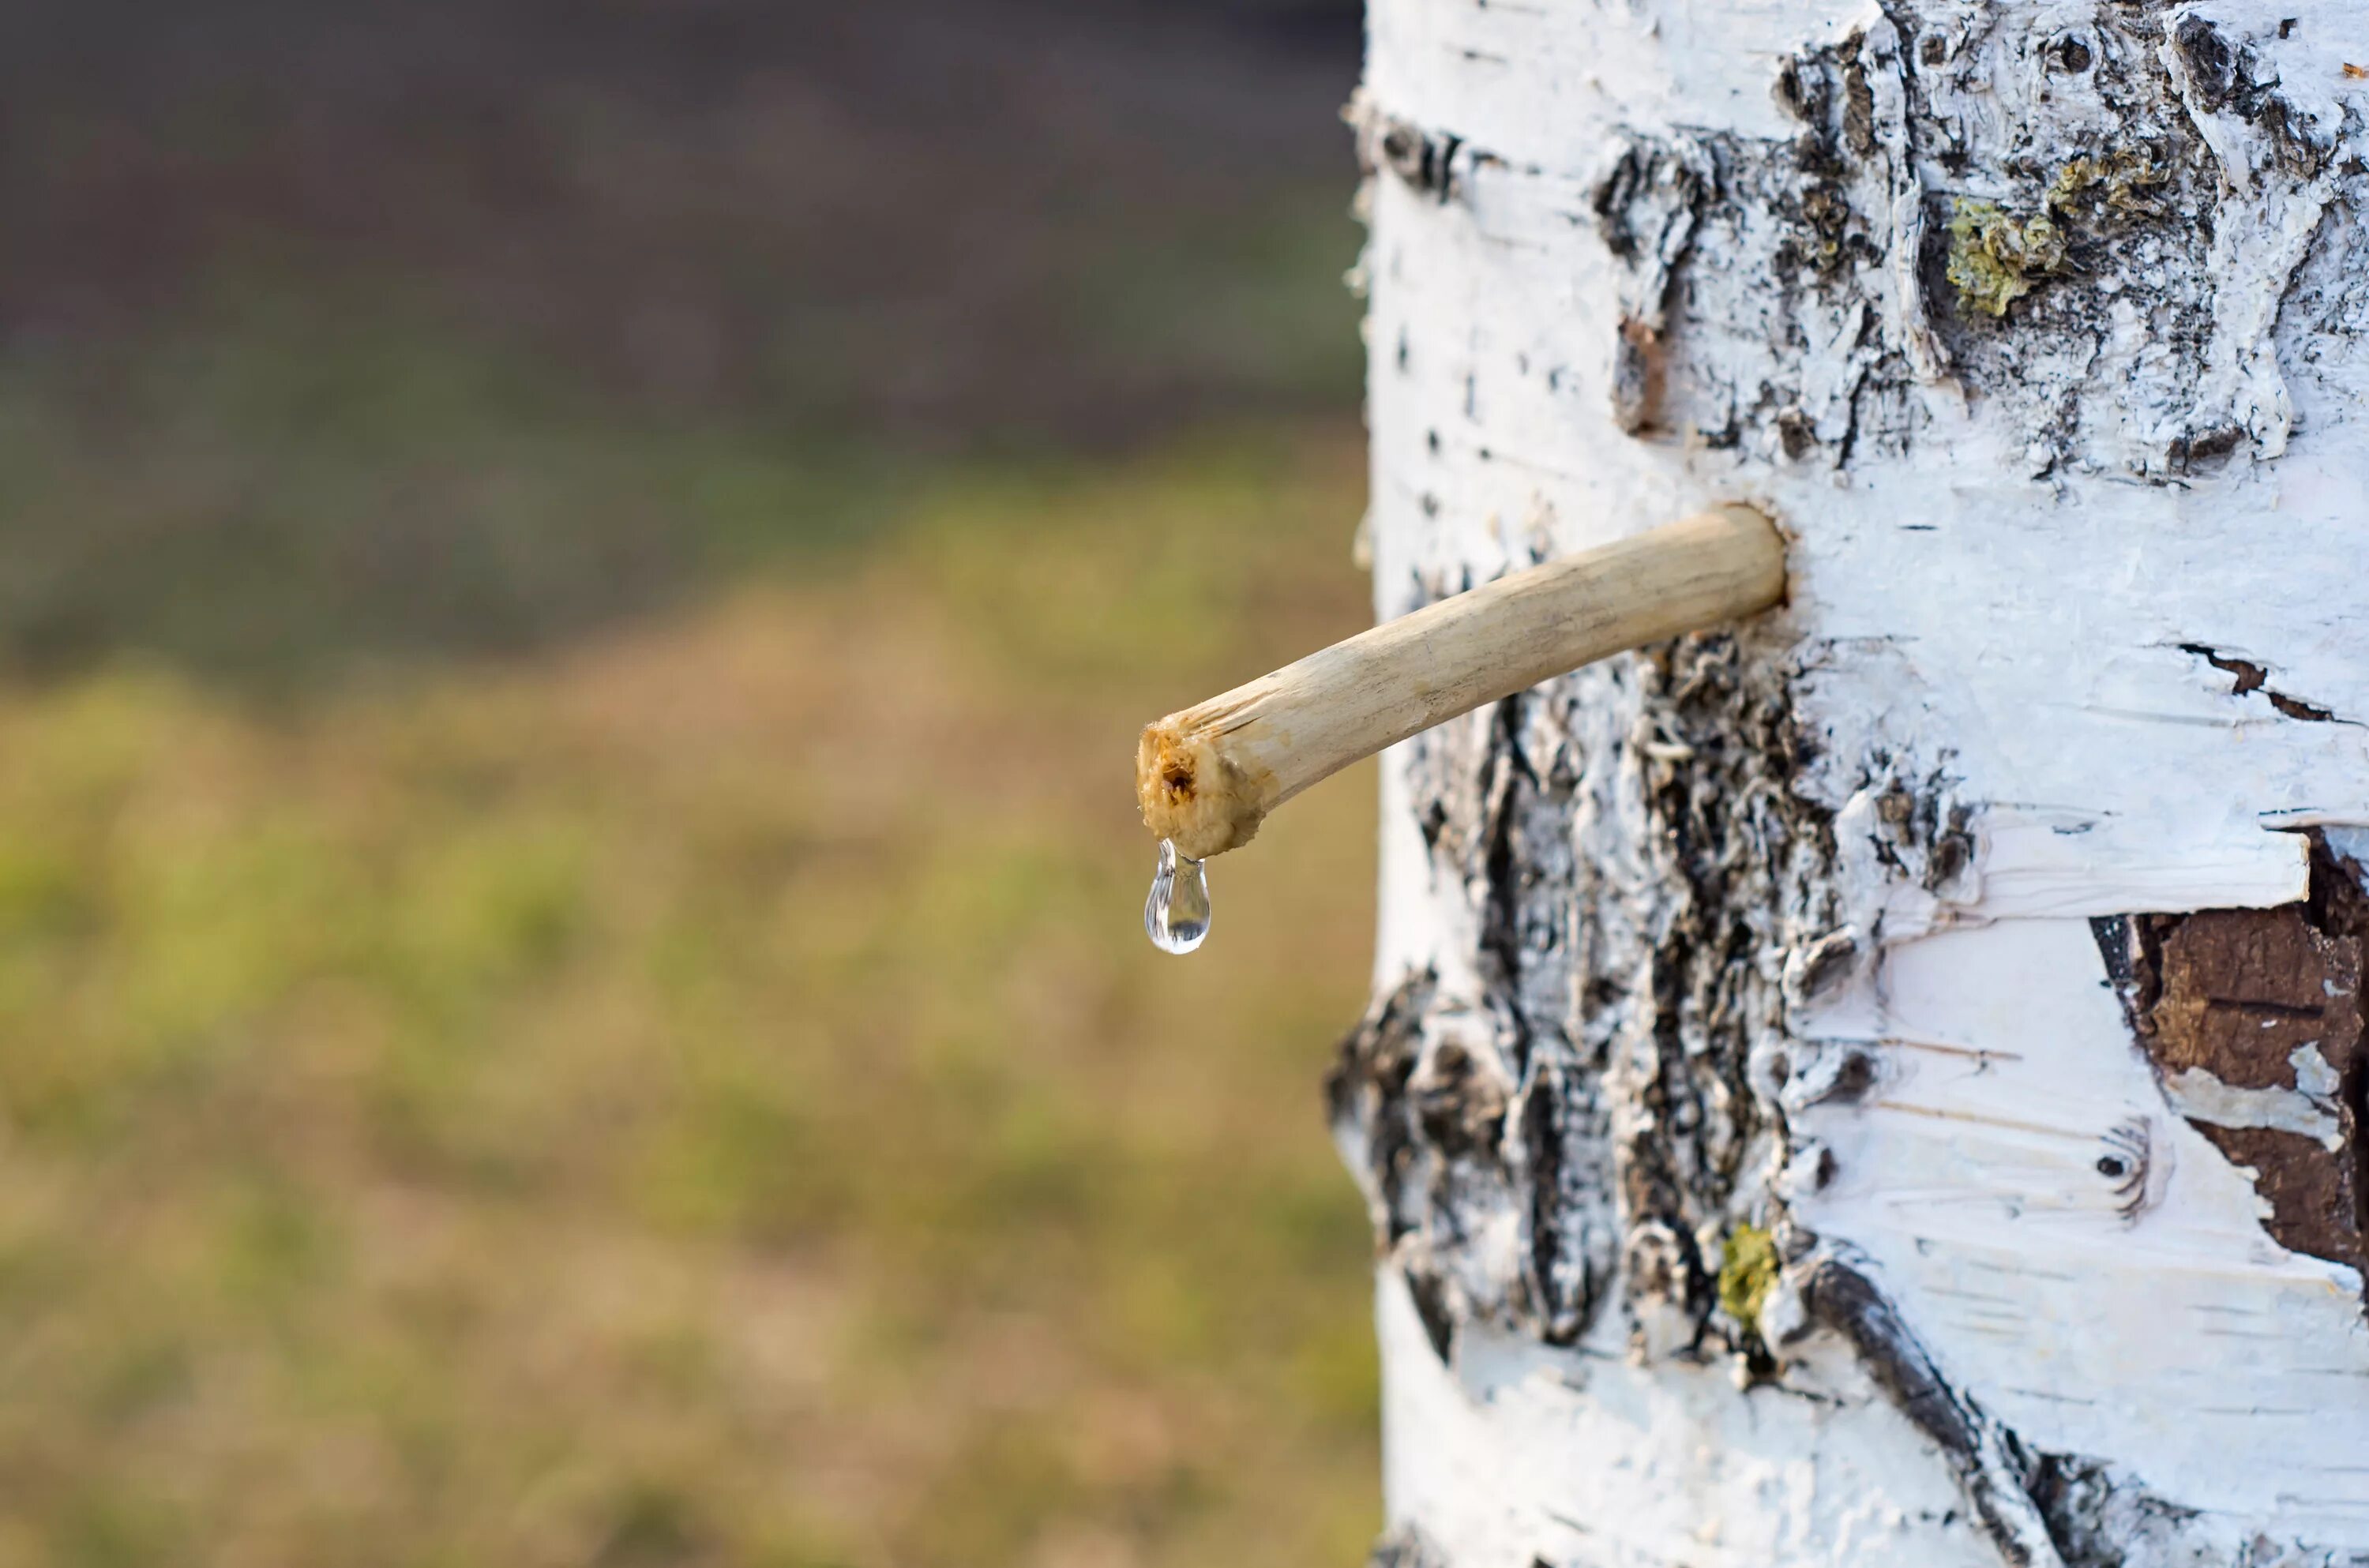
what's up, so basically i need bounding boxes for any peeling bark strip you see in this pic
[2102,844,2369,1277]
[1355,0,2369,1561]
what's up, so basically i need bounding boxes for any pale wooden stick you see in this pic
[1136,504,1785,860]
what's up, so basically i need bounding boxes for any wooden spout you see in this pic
[1136,504,1786,861]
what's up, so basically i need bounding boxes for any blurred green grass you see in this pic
[0,422,1382,1568]
[0,7,1380,1554]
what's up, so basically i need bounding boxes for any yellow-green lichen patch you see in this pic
[2046,147,2171,221]
[1718,1223,1781,1331]
[1946,199,2070,317]
[1949,148,2169,320]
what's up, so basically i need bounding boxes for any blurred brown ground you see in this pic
[0,0,1365,678]
[0,4,1383,1566]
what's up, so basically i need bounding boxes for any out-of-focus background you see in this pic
[0,4,1381,1566]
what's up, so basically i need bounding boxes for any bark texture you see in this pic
[1343,2,2369,1563]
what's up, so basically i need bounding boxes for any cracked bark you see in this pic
[1346,0,2369,1563]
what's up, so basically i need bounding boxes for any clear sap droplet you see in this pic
[1143,839,1211,955]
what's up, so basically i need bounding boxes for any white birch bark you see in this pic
[1331,2,2369,1564]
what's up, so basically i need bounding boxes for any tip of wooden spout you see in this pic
[1137,720,1273,862]
[1136,501,1786,864]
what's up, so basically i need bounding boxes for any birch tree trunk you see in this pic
[1332,2,2369,1562]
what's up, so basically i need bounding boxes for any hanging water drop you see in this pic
[1143,838,1211,955]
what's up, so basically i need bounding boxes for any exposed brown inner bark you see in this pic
[2119,842,2369,1278]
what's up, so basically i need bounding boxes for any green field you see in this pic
[0,422,1383,1568]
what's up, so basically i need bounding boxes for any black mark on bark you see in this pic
[1402,1263,1459,1364]
[1366,1523,1451,1568]
[1793,1255,2061,1566]
[1592,141,1710,435]
[1347,93,1475,202]
[2179,643,2340,722]
[2025,1450,2206,1568]
[2173,17,2236,111]
[1328,970,1433,1246]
